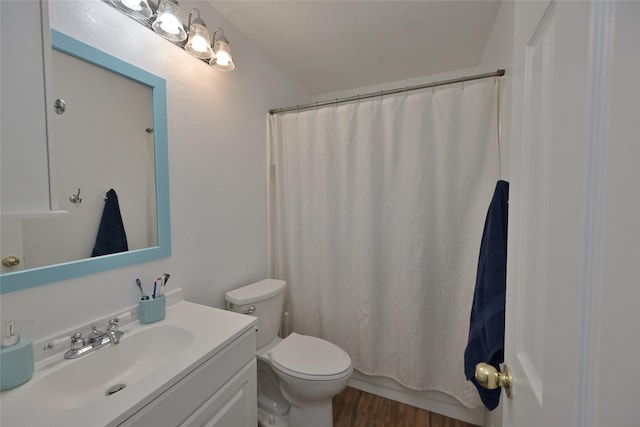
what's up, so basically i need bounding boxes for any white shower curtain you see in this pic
[268,81,498,408]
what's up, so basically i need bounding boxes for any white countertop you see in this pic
[0,299,256,427]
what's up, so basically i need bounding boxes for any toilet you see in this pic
[226,279,352,427]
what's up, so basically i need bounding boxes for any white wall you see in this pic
[0,0,310,342]
[479,0,514,184]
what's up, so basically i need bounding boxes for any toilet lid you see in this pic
[270,333,352,381]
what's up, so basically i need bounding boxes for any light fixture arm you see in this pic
[211,28,227,43]
[188,8,206,29]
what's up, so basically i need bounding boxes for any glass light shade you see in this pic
[152,0,187,42]
[122,0,143,11]
[109,0,152,20]
[210,39,235,71]
[185,23,213,59]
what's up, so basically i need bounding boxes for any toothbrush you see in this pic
[155,277,164,297]
[136,278,148,300]
[153,276,165,298]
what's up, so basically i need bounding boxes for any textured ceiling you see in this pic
[210,1,501,95]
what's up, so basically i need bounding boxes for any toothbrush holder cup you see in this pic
[138,295,165,324]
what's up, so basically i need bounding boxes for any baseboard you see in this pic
[347,370,484,426]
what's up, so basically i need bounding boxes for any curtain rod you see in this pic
[269,69,505,115]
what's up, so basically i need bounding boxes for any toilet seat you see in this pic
[270,333,352,381]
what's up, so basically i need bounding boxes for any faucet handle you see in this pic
[87,324,104,343]
[106,318,124,344]
[70,332,84,350]
[106,318,119,330]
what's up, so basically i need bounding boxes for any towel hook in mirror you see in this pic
[54,98,66,114]
[69,188,82,204]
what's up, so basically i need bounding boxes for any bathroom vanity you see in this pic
[0,297,257,426]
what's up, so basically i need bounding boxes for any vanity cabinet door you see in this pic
[182,360,257,427]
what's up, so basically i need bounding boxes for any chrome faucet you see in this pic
[64,318,124,359]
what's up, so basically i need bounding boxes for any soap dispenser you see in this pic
[0,321,34,391]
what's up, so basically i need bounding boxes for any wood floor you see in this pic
[333,387,480,427]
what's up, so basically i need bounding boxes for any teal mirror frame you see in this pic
[0,30,171,294]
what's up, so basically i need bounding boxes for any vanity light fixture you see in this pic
[102,0,235,71]
[185,9,213,59]
[152,0,187,42]
[109,0,153,20]
[210,28,235,71]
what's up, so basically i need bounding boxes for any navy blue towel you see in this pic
[92,189,128,257]
[464,180,509,410]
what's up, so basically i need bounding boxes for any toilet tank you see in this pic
[225,279,286,349]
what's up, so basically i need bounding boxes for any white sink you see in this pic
[0,299,256,427]
[28,324,194,410]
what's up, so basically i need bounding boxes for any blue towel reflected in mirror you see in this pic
[92,188,128,257]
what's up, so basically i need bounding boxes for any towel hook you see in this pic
[69,188,82,204]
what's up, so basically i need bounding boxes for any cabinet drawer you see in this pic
[120,328,256,426]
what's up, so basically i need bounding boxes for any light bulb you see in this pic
[111,0,152,19]
[160,14,183,35]
[185,19,213,59]
[190,35,209,53]
[210,37,234,71]
[215,50,230,66]
[152,0,187,41]
[121,0,142,11]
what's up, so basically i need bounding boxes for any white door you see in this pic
[500,1,640,426]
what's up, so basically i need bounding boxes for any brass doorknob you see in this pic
[2,256,21,267]
[475,362,512,398]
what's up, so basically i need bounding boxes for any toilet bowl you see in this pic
[226,279,352,427]
[270,333,352,427]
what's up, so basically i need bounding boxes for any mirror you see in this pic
[0,30,171,294]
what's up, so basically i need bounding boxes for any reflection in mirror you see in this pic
[0,30,170,294]
[23,49,157,268]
